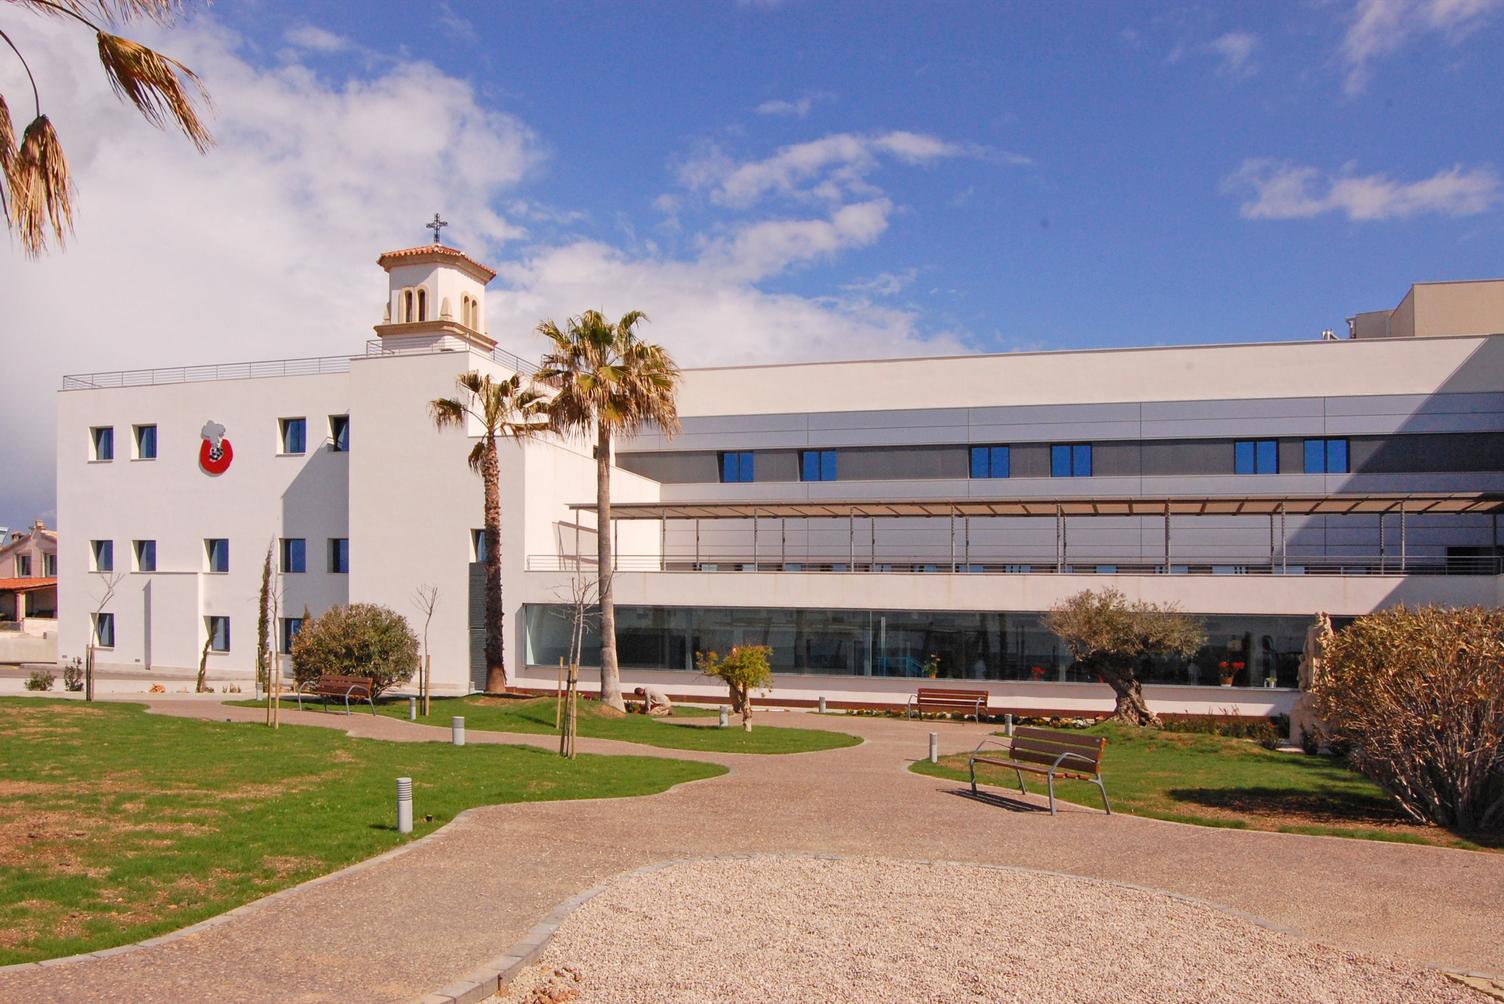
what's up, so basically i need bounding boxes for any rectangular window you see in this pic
[471,529,486,563]
[329,538,349,573]
[205,538,229,573]
[280,418,307,455]
[970,445,1010,479]
[92,426,114,461]
[94,612,115,648]
[15,555,30,577]
[280,617,303,654]
[43,553,56,577]
[92,539,114,573]
[720,451,754,483]
[1235,439,1279,475]
[1304,438,1350,474]
[1051,444,1092,477]
[207,616,230,652]
[134,540,156,572]
[329,415,349,453]
[134,424,157,459]
[800,450,837,482]
[280,538,306,573]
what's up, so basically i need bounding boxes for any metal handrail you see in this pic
[62,354,353,390]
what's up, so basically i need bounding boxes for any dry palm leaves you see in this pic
[96,31,211,151]
[11,115,73,253]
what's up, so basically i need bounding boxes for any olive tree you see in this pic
[1044,588,1206,726]
[290,604,419,699]
[1315,605,1504,833]
[697,645,773,731]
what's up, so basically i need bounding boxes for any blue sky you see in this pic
[1,0,1501,527]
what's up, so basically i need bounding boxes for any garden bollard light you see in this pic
[818,696,826,714]
[452,716,465,746]
[409,696,417,721]
[396,777,413,834]
[929,732,938,764]
[719,706,729,728]
[1005,713,1014,737]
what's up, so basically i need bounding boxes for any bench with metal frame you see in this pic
[968,726,1111,816]
[906,687,990,722]
[295,674,377,715]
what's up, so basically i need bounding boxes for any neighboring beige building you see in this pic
[0,521,57,622]
[1348,279,1504,340]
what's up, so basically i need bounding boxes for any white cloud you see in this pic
[756,97,813,117]
[1207,31,1260,76]
[1222,158,1502,220]
[283,24,349,52]
[1339,0,1500,96]
[841,269,918,297]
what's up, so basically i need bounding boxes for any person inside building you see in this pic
[633,685,674,716]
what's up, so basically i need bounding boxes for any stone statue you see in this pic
[1298,612,1333,692]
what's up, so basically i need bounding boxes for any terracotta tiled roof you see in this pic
[0,577,56,592]
[376,244,497,282]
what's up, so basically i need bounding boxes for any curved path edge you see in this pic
[410,852,1504,1004]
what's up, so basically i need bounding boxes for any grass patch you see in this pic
[0,698,724,965]
[910,722,1499,850]
[239,694,861,754]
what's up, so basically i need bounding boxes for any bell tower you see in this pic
[373,219,498,352]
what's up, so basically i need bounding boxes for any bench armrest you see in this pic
[1049,749,1099,773]
[969,736,1011,758]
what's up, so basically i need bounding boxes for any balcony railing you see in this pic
[362,340,537,376]
[527,553,1503,576]
[63,354,353,389]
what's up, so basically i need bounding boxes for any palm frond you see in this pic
[14,1,185,26]
[467,441,487,475]
[11,114,72,256]
[0,94,15,222]
[96,31,212,151]
[429,396,469,430]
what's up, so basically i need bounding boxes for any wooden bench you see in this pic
[294,674,376,715]
[968,727,1111,816]
[906,687,990,722]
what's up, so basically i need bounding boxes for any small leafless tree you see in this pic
[412,583,439,716]
[85,570,126,701]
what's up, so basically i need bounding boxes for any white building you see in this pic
[56,251,1504,717]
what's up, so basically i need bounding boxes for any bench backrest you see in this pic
[317,675,374,696]
[1009,727,1106,774]
[916,688,989,702]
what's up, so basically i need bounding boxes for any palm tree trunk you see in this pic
[481,433,507,693]
[597,423,624,711]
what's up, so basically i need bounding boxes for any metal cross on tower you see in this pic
[426,213,448,245]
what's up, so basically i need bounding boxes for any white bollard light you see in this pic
[396,777,413,834]
[929,732,939,764]
[719,706,729,728]
[1005,713,1014,737]
[452,716,466,746]
[408,696,417,721]
[818,696,827,714]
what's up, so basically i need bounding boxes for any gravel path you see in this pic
[495,857,1477,1004]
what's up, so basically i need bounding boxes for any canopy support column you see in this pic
[752,508,758,570]
[695,518,700,569]
[1165,505,1172,572]
[849,508,855,570]
[870,517,876,571]
[1280,501,1287,575]
[950,507,956,573]
[660,516,665,572]
[964,515,971,569]
[1378,512,1385,574]
[781,517,786,569]
[1400,502,1407,572]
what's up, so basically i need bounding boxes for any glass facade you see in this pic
[970,446,1010,479]
[801,450,837,481]
[1234,439,1278,475]
[1051,443,1092,477]
[524,603,1316,688]
[721,451,754,483]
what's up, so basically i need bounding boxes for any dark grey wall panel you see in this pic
[1279,439,1305,474]
[835,445,968,481]
[1352,432,1504,474]
[1093,441,1141,477]
[617,451,720,484]
[1142,440,1231,476]
[1011,443,1051,479]
[757,450,800,482]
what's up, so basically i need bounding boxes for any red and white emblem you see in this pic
[199,420,233,475]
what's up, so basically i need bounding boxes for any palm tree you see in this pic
[537,310,681,711]
[2,0,213,257]
[430,371,549,694]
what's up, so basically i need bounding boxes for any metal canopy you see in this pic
[572,493,1504,521]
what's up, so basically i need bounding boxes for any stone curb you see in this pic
[409,852,1503,1004]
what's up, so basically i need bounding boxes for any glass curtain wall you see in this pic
[524,604,1318,688]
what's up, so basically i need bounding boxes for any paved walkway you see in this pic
[4,696,1502,1003]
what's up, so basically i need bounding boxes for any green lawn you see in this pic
[0,698,725,965]
[246,694,863,754]
[911,723,1497,851]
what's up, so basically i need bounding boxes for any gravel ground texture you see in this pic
[494,857,1480,1004]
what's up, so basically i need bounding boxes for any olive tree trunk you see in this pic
[596,424,624,711]
[1095,660,1161,726]
[481,433,507,694]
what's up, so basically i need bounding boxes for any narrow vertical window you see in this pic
[205,538,229,573]
[94,612,115,648]
[1072,444,1092,477]
[472,528,486,563]
[970,446,989,479]
[1052,444,1092,477]
[92,540,114,573]
[280,617,303,654]
[281,538,306,573]
[970,446,1010,479]
[44,553,56,577]
[15,554,31,577]
[329,538,349,573]
[1051,445,1071,478]
[92,426,114,461]
[281,418,307,455]
[800,450,837,481]
[1234,440,1255,475]
[1256,439,1278,474]
[329,415,350,452]
[134,424,157,459]
[417,288,427,322]
[404,289,414,323]
[207,616,230,652]
[134,540,156,572]
[1326,438,1348,474]
[720,452,754,483]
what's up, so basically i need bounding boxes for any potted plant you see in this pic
[1218,661,1235,687]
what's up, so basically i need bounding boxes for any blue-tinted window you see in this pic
[94,612,115,648]
[205,538,229,573]
[1051,445,1071,478]
[801,450,837,482]
[1235,440,1278,475]
[280,617,303,654]
[134,539,156,572]
[330,415,349,452]
[135,424,157,459]
[971,446,1010,479]
[281,418,306,454]
[1053,444,1091,477]
[1073,444,1092,477]
[281,538,306,573]
[1304,438,1349,474]
[92,426,114,461]
[721,451,754,483]
[92,539,113,573]
[472,529,486,563]
[208,616,230,652]
[1304,439,1325,473]
[329,538,349,573]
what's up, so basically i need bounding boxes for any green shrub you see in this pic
[1162,714,1284,750]
[1315,604,1504,833]
[697,645,773,731]
[25,669,55,691]
[290,604,418,699]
